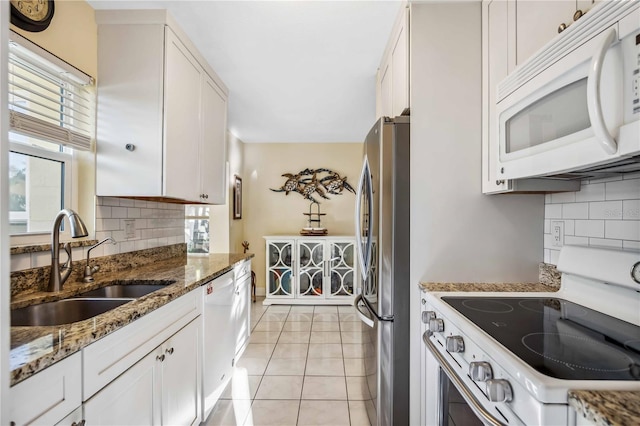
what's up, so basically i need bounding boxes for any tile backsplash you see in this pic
[544,174,640,264]
[10,197,185,272]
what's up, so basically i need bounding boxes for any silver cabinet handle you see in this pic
[166,347,174,355]
[156,354,165,362]
[423,333,507,426]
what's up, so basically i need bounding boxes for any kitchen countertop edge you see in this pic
[10,252,254,386]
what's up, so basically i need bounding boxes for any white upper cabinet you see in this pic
[376,5,409,119]
[515,0,594,65]
[201,75,228,205]
[96,10,228,204]
[481,0,585,194]
[163,28,202,202]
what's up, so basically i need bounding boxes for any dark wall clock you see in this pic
[10,0,55,33]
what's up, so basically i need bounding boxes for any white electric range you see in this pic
[422,245,640,426]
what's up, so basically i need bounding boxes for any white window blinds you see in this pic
[8,31,96,150]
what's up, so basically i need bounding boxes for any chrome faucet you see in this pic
[48,209,89,292]
[84,238,117,283]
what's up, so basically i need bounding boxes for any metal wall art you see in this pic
[270,168,355,203]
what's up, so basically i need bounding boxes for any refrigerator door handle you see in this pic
[354,295,375,328]
[354,157,373,281]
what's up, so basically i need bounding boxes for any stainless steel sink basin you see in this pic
[78,282,173,299]
[11,298,133,327]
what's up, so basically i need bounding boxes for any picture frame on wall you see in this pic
[233,175,242,220]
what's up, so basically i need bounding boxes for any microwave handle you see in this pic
[587,27,618,155]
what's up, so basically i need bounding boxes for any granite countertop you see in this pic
[569,390,640,426]
[10,252,253,386]
[419,275,640,426]
[419,281,557,293]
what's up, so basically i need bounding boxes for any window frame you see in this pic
[9,140,74,245]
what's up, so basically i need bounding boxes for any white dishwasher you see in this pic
[202,272,235,421]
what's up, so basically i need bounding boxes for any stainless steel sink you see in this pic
[77,282,174,299]
[11,298,134,327]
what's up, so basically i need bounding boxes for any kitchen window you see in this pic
[8,31,96,244]
[185,206,210,254]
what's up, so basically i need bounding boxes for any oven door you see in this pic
[496,24,627,180]
[423,332,515,426]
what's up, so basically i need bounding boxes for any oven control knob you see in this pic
[428,318,444,333]
[422,311,436,324]
[469,361,493,382]
[486,379,513,403]
[446,336,465,353]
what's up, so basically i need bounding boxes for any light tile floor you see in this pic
[204,299,374,426]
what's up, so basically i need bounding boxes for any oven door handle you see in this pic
[423,332,507,426]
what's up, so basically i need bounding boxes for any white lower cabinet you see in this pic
[9,352,82,426]
[264,236,357,305]
[84,348,158,425]
[84,319,200,426]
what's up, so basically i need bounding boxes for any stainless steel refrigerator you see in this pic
[354,116,410,426]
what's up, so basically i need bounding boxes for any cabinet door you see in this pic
[84,348,161,426]
[163,27,202,201]
[326,239,357,298]
[379,59,392,118]
[515,0,577,65]
[265,240,295,298]
[391,9,409,117]
[297,239,326,299]
[161,319,201,426]
[10,352,82,426]
[200,75,228,204]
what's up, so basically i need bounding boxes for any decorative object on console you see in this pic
[233,175,242,220]
[270,168,355,203]
[10,0,55,32]
[301,201,327,236]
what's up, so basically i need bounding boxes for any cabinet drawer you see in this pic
[10,352,82,426]
[83,290,201,400]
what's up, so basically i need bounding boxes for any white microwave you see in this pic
[496,1,640,180]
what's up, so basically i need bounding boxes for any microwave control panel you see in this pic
[630,32,640,116]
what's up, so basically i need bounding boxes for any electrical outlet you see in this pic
[551,221,564,247]
[124,219,136,239]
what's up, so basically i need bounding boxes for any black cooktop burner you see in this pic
[443,297,640,381]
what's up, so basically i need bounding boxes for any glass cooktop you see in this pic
[442,297,640,381]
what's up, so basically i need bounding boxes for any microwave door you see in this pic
[496,23,625,180]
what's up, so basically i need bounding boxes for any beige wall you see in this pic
[209,132,245,254]
[227,132,245,253]
[243,142,362,293]
[11,0,98,78]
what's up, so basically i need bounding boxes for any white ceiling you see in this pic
[89,1,401,143]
